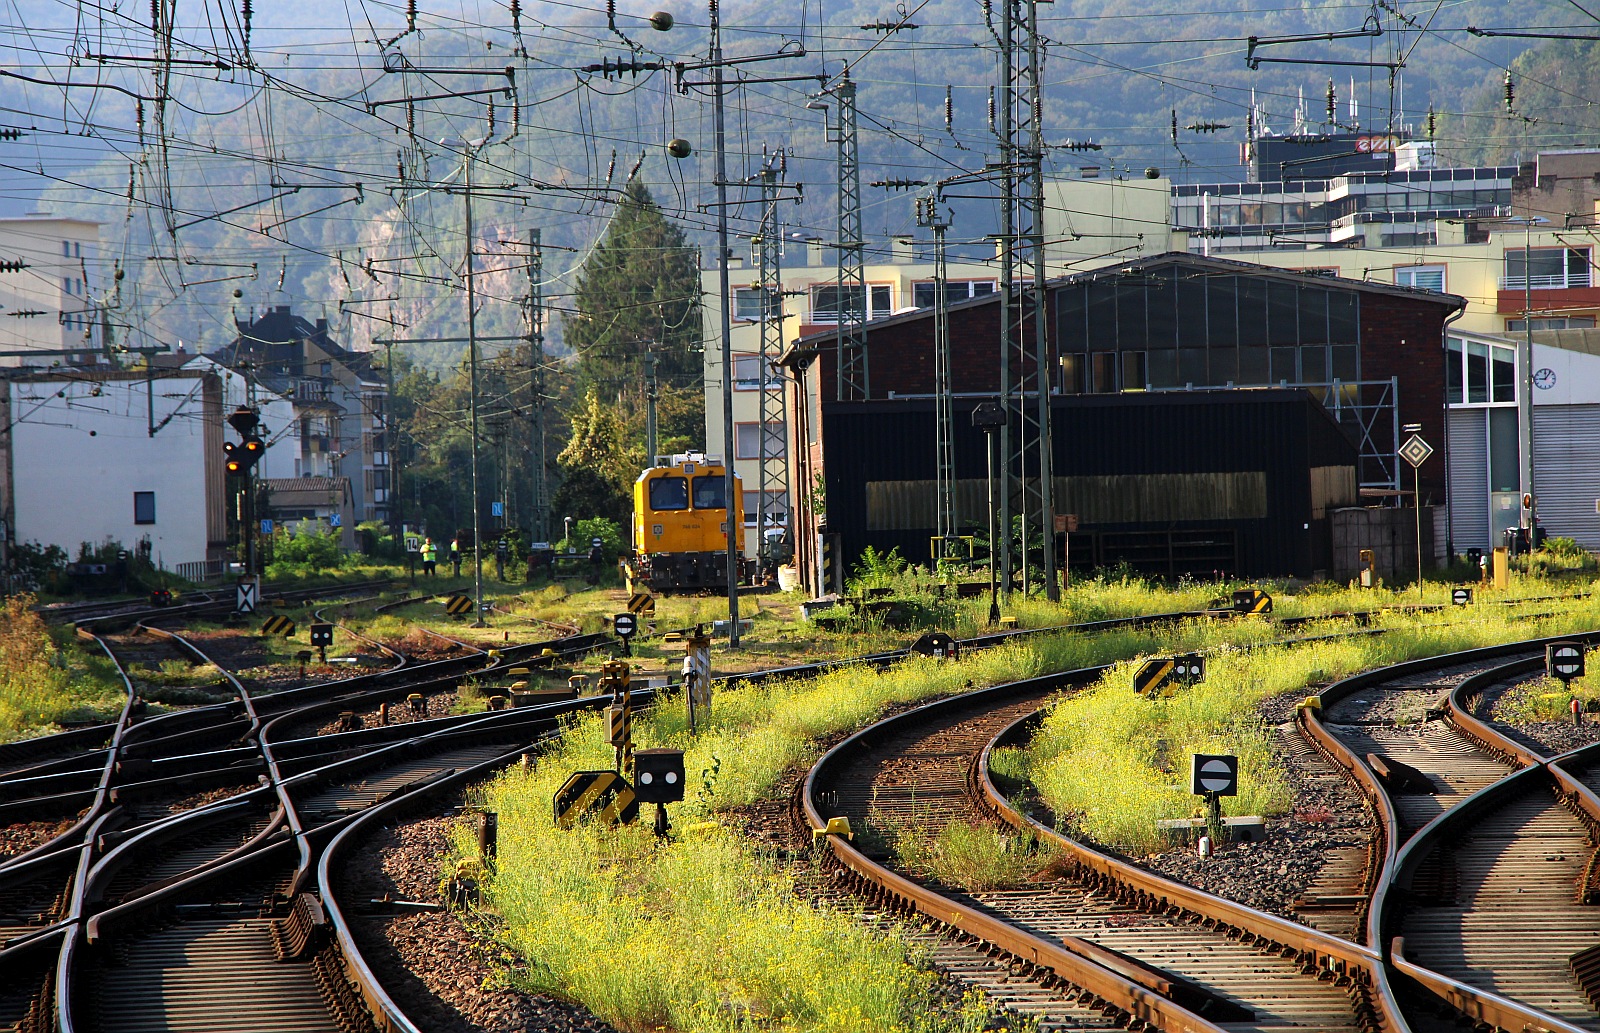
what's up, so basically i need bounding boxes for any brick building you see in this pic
[790,252,1467,580]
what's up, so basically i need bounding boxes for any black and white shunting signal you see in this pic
[1547,641,1586,683]
[1190,754,1238,797]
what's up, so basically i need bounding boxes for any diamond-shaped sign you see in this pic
[1399,434,1434,469]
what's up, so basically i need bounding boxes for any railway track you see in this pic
[1304,636,1600,1033]
[804,663,1385,1033]
[802,627,1600,1033]
[0,587,621,1033]
[7,589,1591,1033]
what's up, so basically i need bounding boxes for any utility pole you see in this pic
[463,147,487,625]
[918,195,956,553]
[710,0,742,647]
[525,230,549,543]
[644,346,659,462]
[678,0,808,643]
[831,72,868,401]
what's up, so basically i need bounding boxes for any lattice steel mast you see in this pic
[755,155,789,540]
[831,72,868,400]
[997,0,1057,600]
[918,194,957,549]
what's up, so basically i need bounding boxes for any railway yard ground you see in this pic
[9,564,1600,1033]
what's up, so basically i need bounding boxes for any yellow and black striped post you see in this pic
[600,660,633,774]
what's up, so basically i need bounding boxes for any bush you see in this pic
[556,517,623,559]
[265,526,345,578]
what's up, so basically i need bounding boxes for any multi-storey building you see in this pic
[0,217,104,366]
[206,306,390,533]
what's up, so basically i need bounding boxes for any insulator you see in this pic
[982,0,992,26]
[778,151,787,176]
[406,100,415,140]
[1246,108,1254,139]
[511,98,520,134]
[151,0,159,32]
[406,0,416,31]
[135,100,145,143]
[1504,70,1514,111]
[1033,93,1042,125]
[1171,109,1178,144]
[988,88,996,132]
[127,164,135,200]
[487,98,496,136]
[510,0,522,34]
[1426,104,1436,140]
[397,150,405,182]
[1326,79,1335,123]
[606,149,616,184]
[241,0,252,44]
[944,86,953,134]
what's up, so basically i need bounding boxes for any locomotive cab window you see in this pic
[649,476,689,511]
[691,476,726,509]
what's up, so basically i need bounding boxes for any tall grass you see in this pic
[465,573,1600,1030]
[1026,595,1600,854]
[0,594,126,741]
[473,618,1260,1032]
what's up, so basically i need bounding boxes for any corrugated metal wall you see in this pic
[1448,408,1489,551]
[823,388,1357,577]
[867,472,1267,530]
[1534,404,1600,549]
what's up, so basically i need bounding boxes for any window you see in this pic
[133,491,156,525]
[648,476,688,511]
[1394,265,1446,293]
[1090,352,1117,393]
[1446,336,1518,405]
[734,286,780,322]
[742,490,789,526]
[732,353,783,390]
[735,421,785,460]
[691,475,726,509]
[1503,247,1592,290]
[1505,316,1597,331]
[911,279,996,309]
[809,283,892,323]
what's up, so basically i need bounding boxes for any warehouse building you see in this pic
[792,252,1466,579]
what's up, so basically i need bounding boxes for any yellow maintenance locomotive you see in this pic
[627,452,743,593]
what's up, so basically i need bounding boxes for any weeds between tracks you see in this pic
[1023,591,1600,855]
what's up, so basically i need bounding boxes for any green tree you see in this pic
[553,388,638,526]
[562,180,704,399]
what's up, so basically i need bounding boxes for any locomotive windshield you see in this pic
[649,476,689,510]
[691,475,726,509]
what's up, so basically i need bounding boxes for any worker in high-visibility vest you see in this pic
[421,538,438,577]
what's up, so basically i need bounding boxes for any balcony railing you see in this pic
[1502,271,1592,290]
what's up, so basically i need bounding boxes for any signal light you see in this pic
[223,434,265,476]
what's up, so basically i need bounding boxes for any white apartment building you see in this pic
[0,217,103,365]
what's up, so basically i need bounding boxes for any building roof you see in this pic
[790,250,1469,348]
[205,305,378,383]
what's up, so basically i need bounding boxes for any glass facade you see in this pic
[1056,266,1362,392]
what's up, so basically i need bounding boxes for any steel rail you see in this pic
[803,667,1263,1033]
[978,707,1392,1023]
[1299,631,1600,1033]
